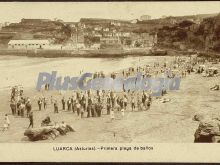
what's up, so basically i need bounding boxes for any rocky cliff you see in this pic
[157,13,220,53]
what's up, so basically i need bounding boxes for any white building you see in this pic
[103,28,110,32]
[140,15,151,21]
[76,43,86,49]
[130,19,138,24]
[110,21,121,26]
[103,32,114,37]
[116,32,130,37]
[8,40,50,49]
[90,43,100,49]
[94,33,102,37]
[94,26,102,31]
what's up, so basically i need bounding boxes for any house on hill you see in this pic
[130,19,139,24]
[64,22,78,28]
[130,33,157,48]
[140,15,151,21]
[100,37,120,44]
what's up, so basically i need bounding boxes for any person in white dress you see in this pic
[3,114,10,131]
[121,108,125,118]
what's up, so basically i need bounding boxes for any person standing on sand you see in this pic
[91,102,96,117]
[28,112,34,128]
[25,99,32,117]
[87,96,92,117]
[146,96,151,111]
[110,91,115,108]
[54,100,59,113]
[67,98,71,111]
[81,94,86,114]
[121,108,125,118]
[106,95,111,115]
[19,102,25,117]
[76,100,81,116]
[119,97,124,111]
[17,99,21,116]
[131,95,135,111]
[71,96,75,112]
[123,95,128,111]
[38,98,42,111]
[44,84,48,91]
[137,94,142,111]
[43,97,47,110]
[142,91,147,106]
[61,97,65,110]
[96,102,103,117]
[80,106,84,118]
[10,100,16,115]
[50,96,53,104]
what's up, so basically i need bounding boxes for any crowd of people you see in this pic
[10,86,32,117]
[53,89,152,119]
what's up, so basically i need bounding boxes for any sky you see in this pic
[0,2,219,23]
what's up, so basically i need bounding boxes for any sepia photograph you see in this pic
[0,1,219,147]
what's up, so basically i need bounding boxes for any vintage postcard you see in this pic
[0,1,220,162]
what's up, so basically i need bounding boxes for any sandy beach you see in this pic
[0,55,219,143]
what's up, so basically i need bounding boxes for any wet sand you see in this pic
[0,55,172,90]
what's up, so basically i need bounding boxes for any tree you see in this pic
[178,20,195,28]
[175,29,187,40]
[134,41,142,47]
[213,41,220,52]
[125,39,132,46]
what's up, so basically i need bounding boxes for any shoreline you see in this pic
[0,48,167,58]
[0,48,219,58]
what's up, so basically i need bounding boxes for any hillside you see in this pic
[0,19,71,47]
[0,13,219,53]
[157,13,220,53]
